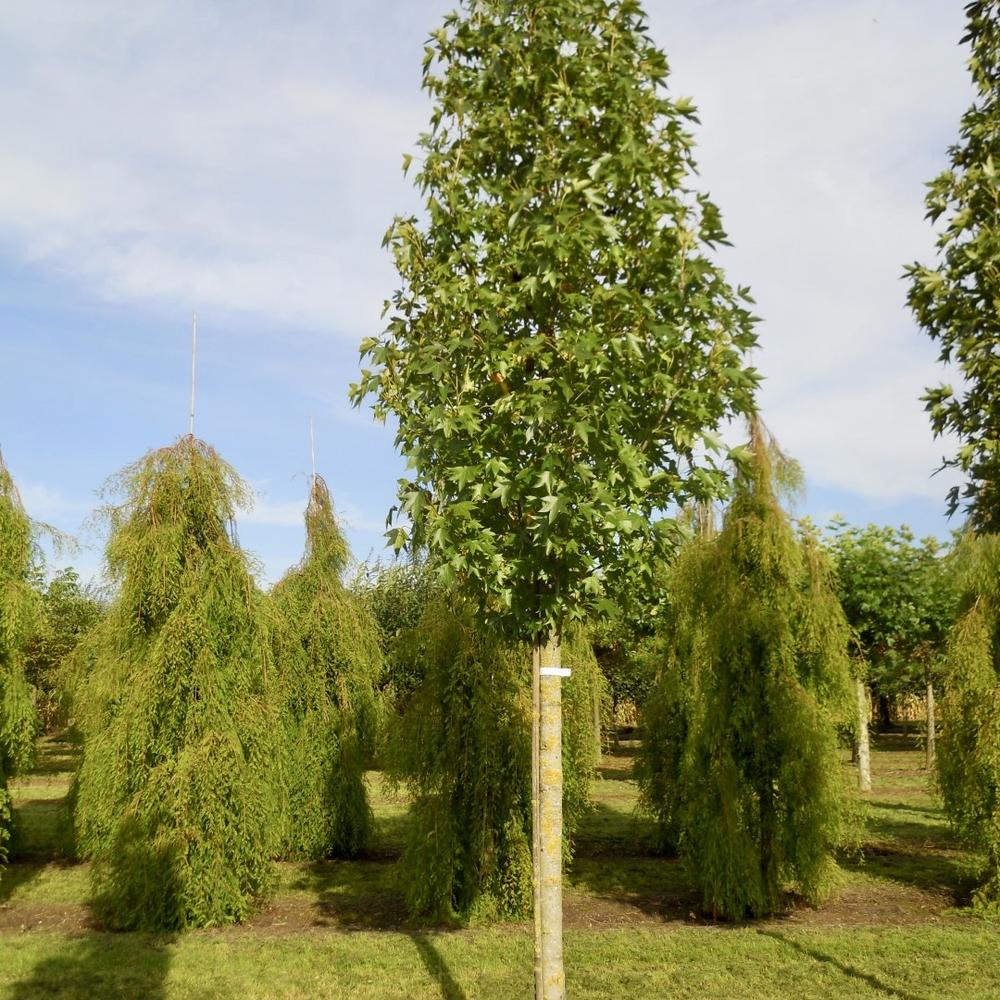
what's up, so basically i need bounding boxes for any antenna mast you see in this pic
[189,313,198,436]
[309,414,317,484]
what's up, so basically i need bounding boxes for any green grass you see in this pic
[2,926,999,999]
[2,730,998,998]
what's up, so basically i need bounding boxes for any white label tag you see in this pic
[539,666,572,677]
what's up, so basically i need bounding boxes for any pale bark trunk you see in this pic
[856,678,872,793]
[926,679,936,771]
[592,679,603,761]
[538,631,565,1000]
[531,644,543,1000]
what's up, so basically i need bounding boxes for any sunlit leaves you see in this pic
[351,0,759,636]
[906,1,1000,529]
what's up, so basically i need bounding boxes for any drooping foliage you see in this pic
[72,437,283,930]
[23,567,105,730]
[637,425,854,919]
[354,554,437,704]
[271,474,383,859]
[387,596,603,921]
[936,532,1000,914]
[906,0,1000,530]
[0,452,40,872]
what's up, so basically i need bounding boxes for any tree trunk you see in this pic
[876,691,892,732]
[531,644,543,1000]
[592,679,603,761]
[856,678,872,793]
[535,631,565,1000]
[926,679,936,771]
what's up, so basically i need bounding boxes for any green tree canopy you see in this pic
[387,597,603,921]
[0,452,40,873]
[351,0,759,636]
[351,5,759,991]
[23,567,104,728]
[826,521,958,702]
[637,426,854,919]
[271,474,383,859]
[936,532,1000,913]
[73,437,284,930]
[906,0,1000,529]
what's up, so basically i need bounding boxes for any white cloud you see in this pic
[644,0,972,505]
[0,0,977,515]
[0,1,443,335]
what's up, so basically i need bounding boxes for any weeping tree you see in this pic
[936,533,1000,913]
[0,452,39,874]
[351,2,757,991]
[271,474,383,859]
[72,437,284,930]
[637,425,854,919]
[387,595,603,921]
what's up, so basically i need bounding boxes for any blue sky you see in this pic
[0,0,973,585]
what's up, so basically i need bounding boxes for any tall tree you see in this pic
[271,474,383,859]
[351,2,757,992]
[637,426,854,919]
[0,452,39,876]
[72,437,284,929]
[906,0,1000,530]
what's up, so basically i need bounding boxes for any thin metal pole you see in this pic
[309,414,317,484]
[189,313,198,436]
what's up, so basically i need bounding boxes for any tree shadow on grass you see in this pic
[0,862,47,905]
[8,932,174,1000]
[567,853,699,923]
[572,801,659,859]
[757,929,927,1000]
[410,933,469,1000]
[291,859,409,930]
[840,846,976,904]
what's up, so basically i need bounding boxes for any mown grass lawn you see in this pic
[1,731,997,999]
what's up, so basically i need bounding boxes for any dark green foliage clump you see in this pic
[937,533,1000,914]
[354,555,436,703]
[72,437,283,930]
[637,427,853,919]
[23,567,104,730]
[0,454,40,872]
[388,598,603,921]
[272,475,383,859]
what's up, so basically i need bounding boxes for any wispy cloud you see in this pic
[0,0,976,523]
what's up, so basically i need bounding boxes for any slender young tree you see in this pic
[73,437,284,929]
[271,474,383,858]
[0,452,39,875]
[906,0,1000,530]
[352,2,757,992]
[637,425,854,919]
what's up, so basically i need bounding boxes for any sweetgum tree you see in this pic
[907,1,1000,529]
[352,2,757,994]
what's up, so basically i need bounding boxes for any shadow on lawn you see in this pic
[8,933,174,1000]
[758,929,927,1000]
[572,801,659,859]
[293,859,409,930]
[410,933,469,1000]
